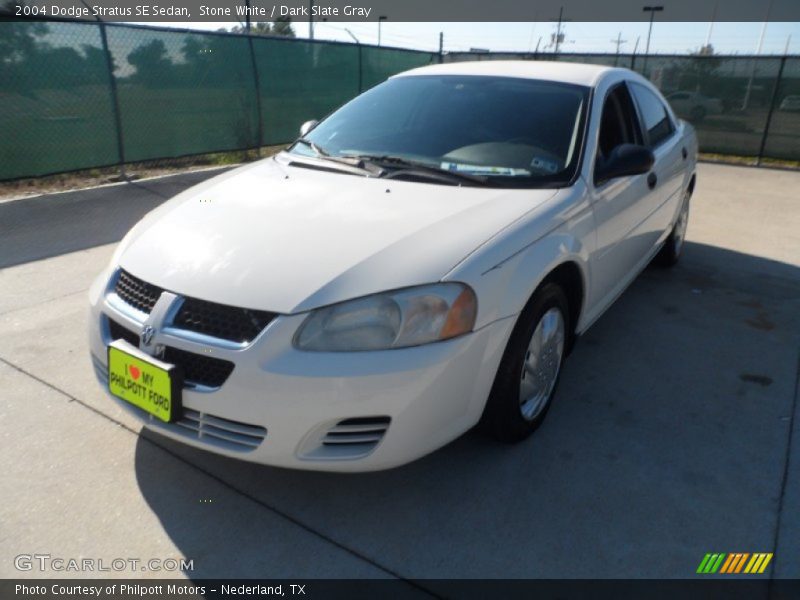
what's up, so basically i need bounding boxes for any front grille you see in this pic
[322,416,391,448]
[113,269,275,343]
[108,318,139,347]
[115,269,162,314]
[174,297,275,343]
[107,319,234,389]
[162,346,234,389]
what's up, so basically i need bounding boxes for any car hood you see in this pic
[117,156,557,314]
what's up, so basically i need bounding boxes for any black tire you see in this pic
[655,191,690,267]
[480,282,571,442]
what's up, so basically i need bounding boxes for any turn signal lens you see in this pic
[440,287,478,340]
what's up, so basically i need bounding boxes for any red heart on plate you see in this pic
[129,365,141,380]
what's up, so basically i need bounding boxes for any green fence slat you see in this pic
[105,25,260,163]
[0,20,119,180]
[1,21,798,182]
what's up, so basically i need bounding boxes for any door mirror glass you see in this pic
[595,143,654,185]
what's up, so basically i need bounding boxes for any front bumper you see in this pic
[88,269,515,472]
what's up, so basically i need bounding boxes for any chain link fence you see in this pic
[446,51,800,164]
[0,19,438,181]
[2,19,799,181]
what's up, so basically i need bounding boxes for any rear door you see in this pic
[628,82,686,248]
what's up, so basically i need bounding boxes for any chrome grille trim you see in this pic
[112,269,276,345]
[105,318,235,390]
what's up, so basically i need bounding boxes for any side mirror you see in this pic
[299,120,319,137]
[595,143,655,185]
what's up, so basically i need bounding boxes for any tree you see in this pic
[127,39,174,86]
[271,17,295,38]
[230,18,295,37]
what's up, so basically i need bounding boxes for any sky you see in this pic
[133,21,800,55]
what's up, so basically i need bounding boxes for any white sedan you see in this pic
[89,61,697,472]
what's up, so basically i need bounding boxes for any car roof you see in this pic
[393,60,623,88]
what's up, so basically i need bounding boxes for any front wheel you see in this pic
[481,283,570,442]
[655,191,690,267]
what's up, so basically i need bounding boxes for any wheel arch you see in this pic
[538,261,585,353]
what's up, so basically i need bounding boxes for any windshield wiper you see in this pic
[343,154,489,186]
[292,140,386,174]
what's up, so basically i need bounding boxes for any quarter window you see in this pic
[630,83,674,147]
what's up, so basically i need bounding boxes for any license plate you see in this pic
[107,340,182,423]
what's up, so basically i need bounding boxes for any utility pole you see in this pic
[245,0,251,32]
[611,32,627,66]
[705,0,718,48]
[554,6,564,54]
[309,0,314,39]
[438,31,444,62]
[546,7,570,54]
[611,32,627,54]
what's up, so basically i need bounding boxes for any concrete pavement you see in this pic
[1,163,798,582]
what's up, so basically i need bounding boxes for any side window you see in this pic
[630,83,674,147]
[596,83,642,176]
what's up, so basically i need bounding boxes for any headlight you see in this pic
[294,283,478,352]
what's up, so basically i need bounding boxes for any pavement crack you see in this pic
[0,355,442,598]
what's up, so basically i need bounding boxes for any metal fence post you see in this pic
[357,42,363,93]
[98,23,126,178]
[756,56,787,166]
[247,34,265,151]
[630,53,637,70]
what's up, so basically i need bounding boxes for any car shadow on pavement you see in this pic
[0,169,231,269]
[132,241,800,579]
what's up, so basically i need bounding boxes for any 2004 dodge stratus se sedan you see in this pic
[89,61,697,472]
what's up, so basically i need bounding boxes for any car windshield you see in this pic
[288,75,590,188]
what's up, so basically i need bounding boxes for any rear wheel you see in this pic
[481,283,570,442]
[656,190,690,267]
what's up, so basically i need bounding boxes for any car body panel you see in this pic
[89,61,698,471]
[116,155,559,316]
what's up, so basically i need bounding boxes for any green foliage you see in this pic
[230,18,295,37]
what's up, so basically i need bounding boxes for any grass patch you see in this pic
[699,153,800,169]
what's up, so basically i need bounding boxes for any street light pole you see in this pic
[642,5,663,75]
[309,0,314,39]
[378,15,387,46]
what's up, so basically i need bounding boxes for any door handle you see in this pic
[647,172,658,189]
[682,147,688,160]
